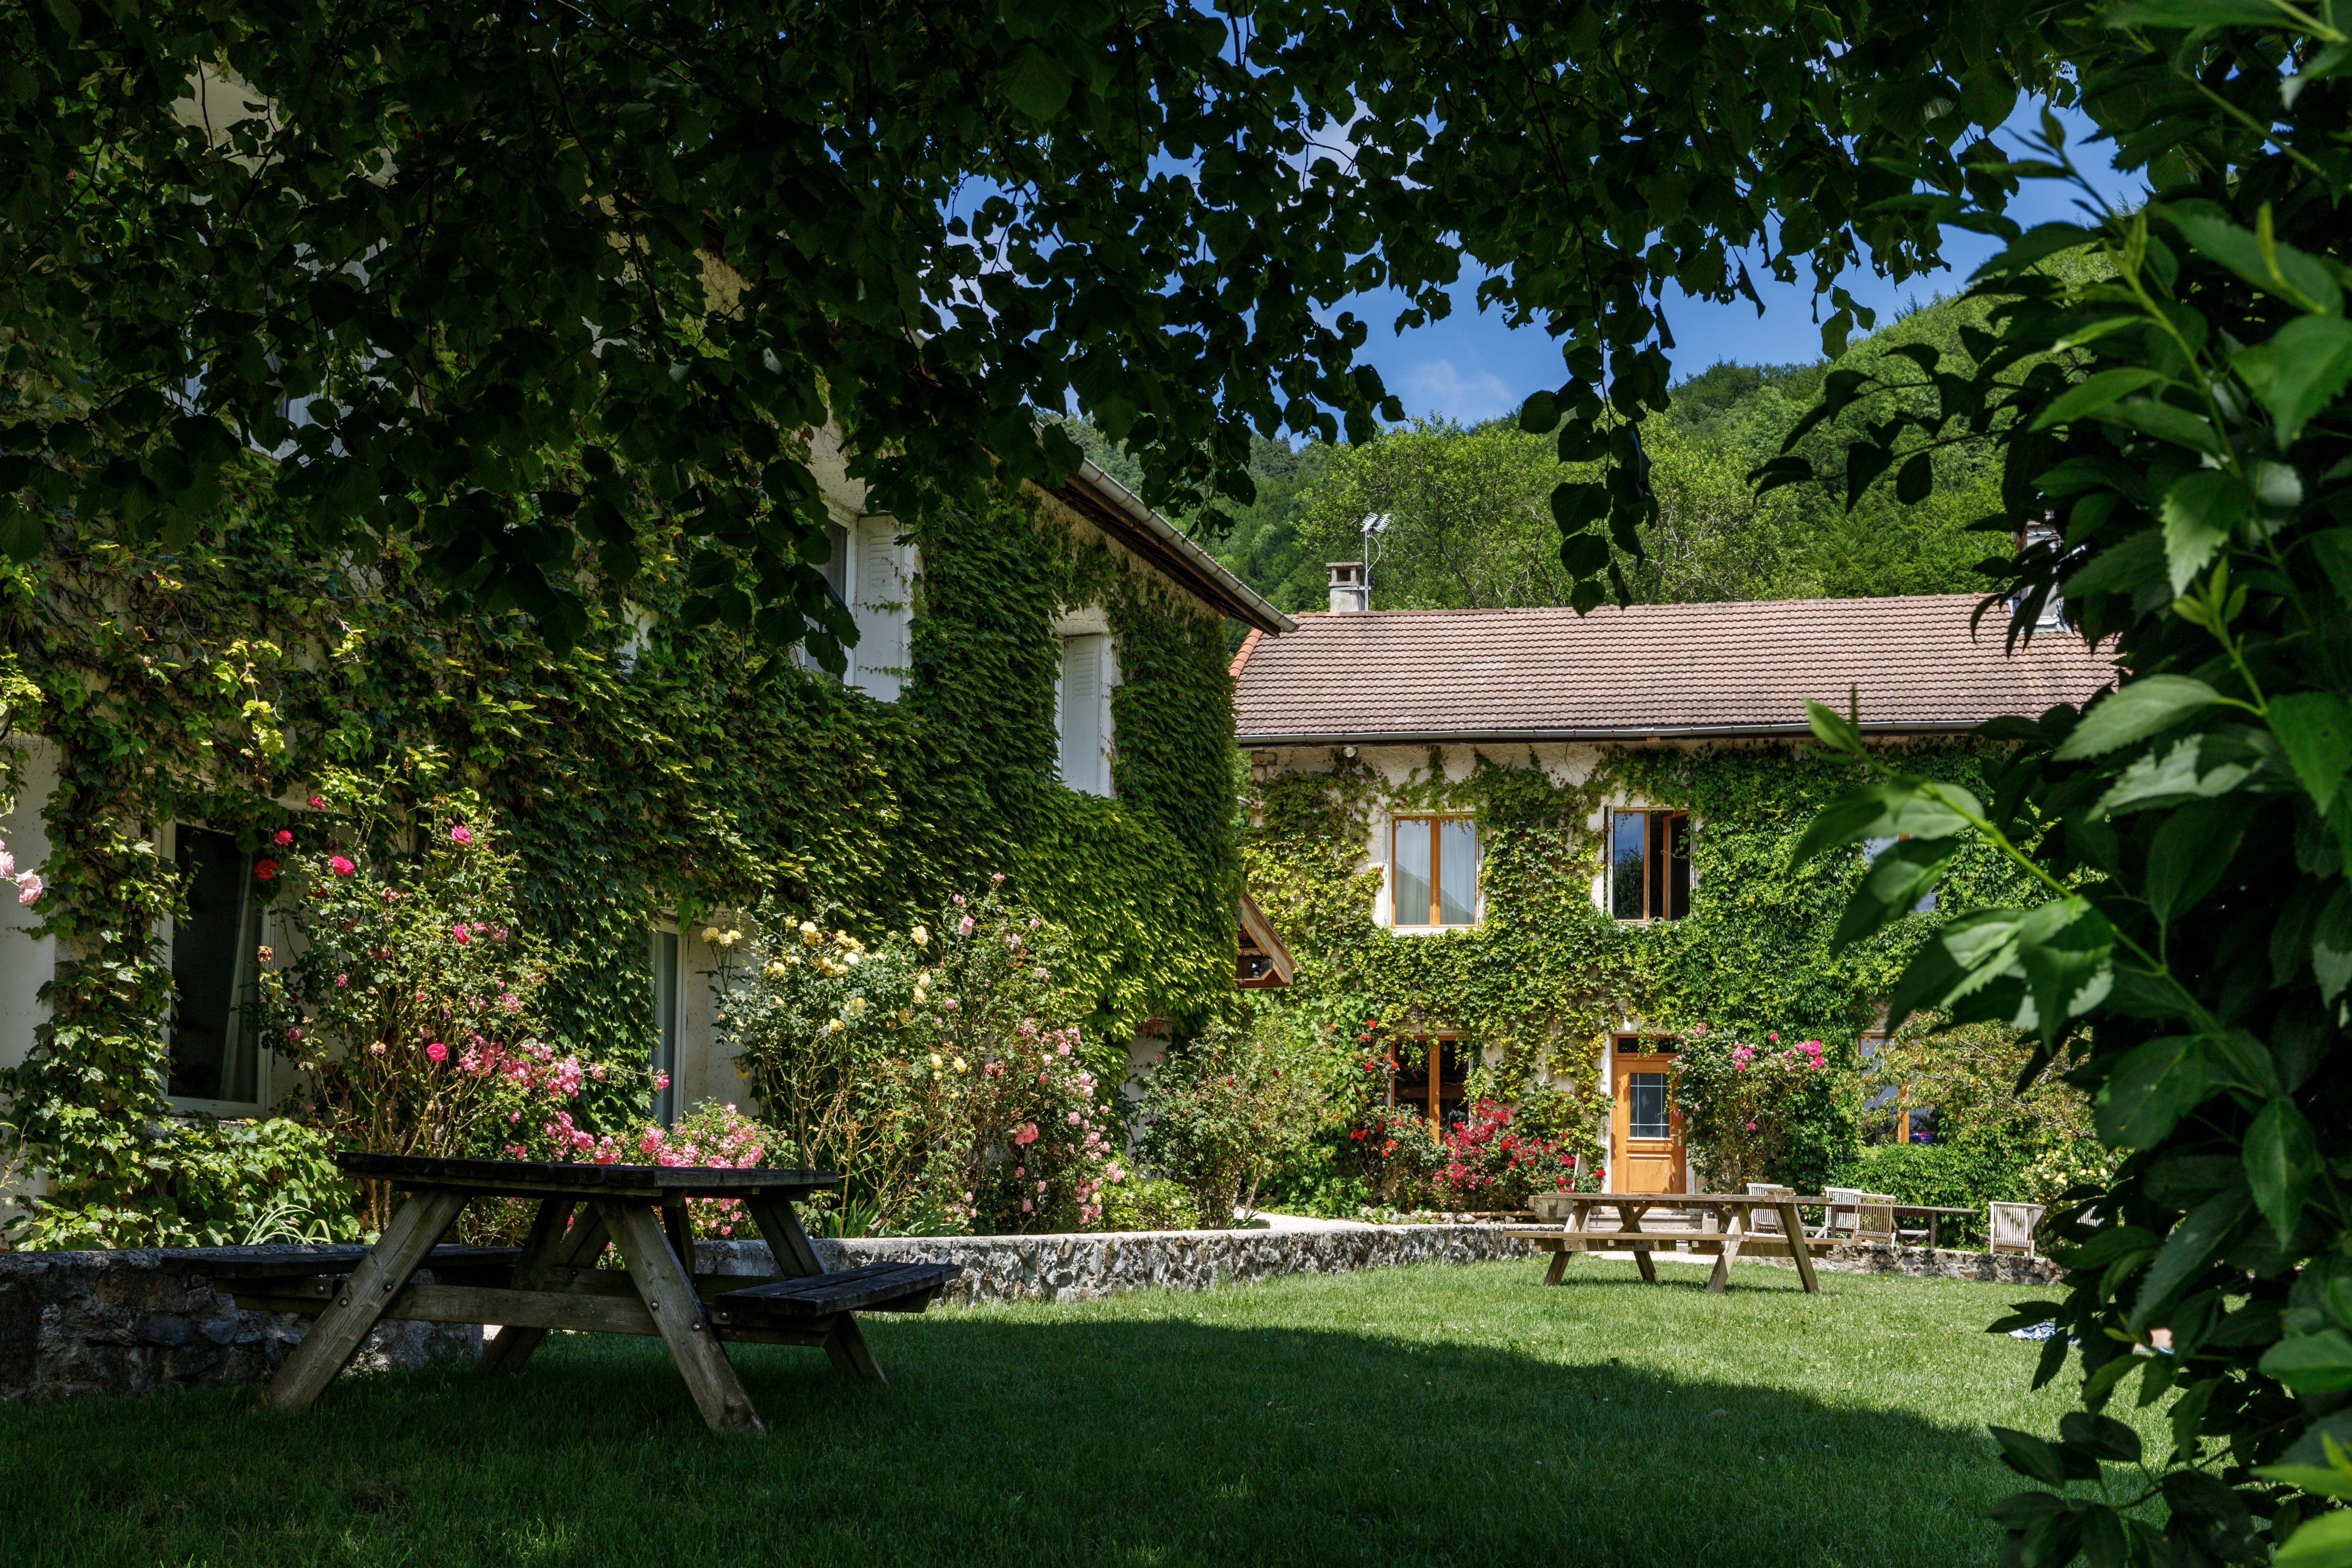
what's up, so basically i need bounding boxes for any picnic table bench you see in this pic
[1504,1191,1828,1294]
[188,1153,960,1433]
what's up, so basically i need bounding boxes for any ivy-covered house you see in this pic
[0,446,1290,1246]
[1231,573,2109,1195]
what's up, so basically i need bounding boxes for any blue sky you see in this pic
[1346,103,2146,425]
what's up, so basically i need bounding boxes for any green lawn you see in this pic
[2,1254,2090,1568]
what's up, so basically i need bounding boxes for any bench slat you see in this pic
[713,1262,962,1318]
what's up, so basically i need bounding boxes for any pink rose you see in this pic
[271,829,294,847]
[453,925,471,944]
[14,874,41,906]
[334,974,349,987]
[1067,1111,1081,1125]
[450,825,473,845]
[1014,1122,1039,1146]
[328,855,356,877]
[957,915,974,937]
[307,794,327,810]
[991,871,1004,884]
[426,1042,448,1062]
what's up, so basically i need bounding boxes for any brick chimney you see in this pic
[1327,561,1367,613]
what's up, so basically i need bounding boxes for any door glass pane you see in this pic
[1610,811,1646,918]
[169,827,261,1103]
[1393,819,1433,926]
[651,929,680,1125]
[1627,1072,1670,1139]
[1667,812,1690,919]
[1437,818,1478,925]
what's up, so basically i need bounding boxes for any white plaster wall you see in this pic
[671,926,756,1119]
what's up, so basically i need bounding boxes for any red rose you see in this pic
[254,859,279,880]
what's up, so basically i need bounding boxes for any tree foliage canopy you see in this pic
[4,0,2061,645]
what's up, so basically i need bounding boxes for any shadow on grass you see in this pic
[0,1264,2047,1568]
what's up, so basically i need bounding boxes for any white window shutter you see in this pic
[850,516,911,701]
[1059,635,1117,796]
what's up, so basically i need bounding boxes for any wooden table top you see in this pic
[1557,1191,1831,1205]
[338,1152,841,1200]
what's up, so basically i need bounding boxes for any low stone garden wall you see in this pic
[1,1223,2060,1404]
[0,1246,480,1405]
[697,1222,1539,1305]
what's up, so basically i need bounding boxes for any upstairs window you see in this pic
[167,825,268,1108]
[1392,815,1478,928]
[1609,808,1689,922]
[1057,633,1117,797]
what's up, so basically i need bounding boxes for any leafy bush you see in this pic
[1672,1029,1857,1193]
[255,795,597,1229]
[1099,1176,1199,1233]
[1137,1014,1327,1225]
[1434,1098,1583,1210]
[725,882,1126,1234]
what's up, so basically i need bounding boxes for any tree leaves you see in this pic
[2053,677,2219,759]
[2092,1035,2208,1148]
[2032,367,2167,430]
[2262,1332,2352,1396]
[2270,692,2352,813]
[2234,317,2352,447]
[2245,1097,2321,1245]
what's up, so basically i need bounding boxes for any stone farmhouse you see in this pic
[1230,567,2113,1194]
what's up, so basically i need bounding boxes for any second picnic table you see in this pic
[1505,1191,1828,1294]
[220,1153,962,1433]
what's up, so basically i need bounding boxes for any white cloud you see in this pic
[1398,359,1514,423]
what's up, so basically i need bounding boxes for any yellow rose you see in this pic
[930,1053,943,1069]
[911,925,929,946]
[825,1018,844,1032]
[845,996,868,1014]
[953,1057,967,1072]
[913,987,927,1004]
[702,926,721,943]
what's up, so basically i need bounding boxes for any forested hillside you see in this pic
[1062,285,2012,621]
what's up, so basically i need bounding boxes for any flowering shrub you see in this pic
[1433,1098,1585,1210]
[1138,1015,1328,1225]
[1671,1027,1855,1193]
[724,881,1124,1234]
[256,795,603,1228]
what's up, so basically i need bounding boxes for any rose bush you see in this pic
[1671,1027,1857,1194]
[724,880,1126,1234]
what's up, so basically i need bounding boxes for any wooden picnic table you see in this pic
[1505,1191,1829,1295]
[210,1153,960,1434]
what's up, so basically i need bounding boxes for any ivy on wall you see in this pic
[0,477,1242,1245]
[1240,739,2043,1184]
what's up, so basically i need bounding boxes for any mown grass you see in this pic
[0,1254,2098,1568]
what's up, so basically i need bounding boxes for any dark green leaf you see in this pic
[2055,676,2220,759]
[2168,205,2345,317]
[2145,796,2249,922]
[1834,836,1953,950]
[1896,450,1934,504]
[1805,697,1865,756]
[1519,390,1560,433]
[2078,1504,2129,1568]
[2109,0,2298,25]
[2033,367,2167,430]
[2130,1180,2251,1333]
[1990,1426,2069,1488]
[2276,1512,2352,1568]
[2269,692,2352,813]
[2245,1097,2321,1245]
[2095,397,2226,456]
[1790,778,1979,865]
[2093,1035,2208,1148]
[2060,1411,2144,1464]
[1550,482,1608,531]
[2234,316,2352,447]
[1000,45,1075,120]
[2262,1330,2352,1395]
[2161,470,2252,593]
[1559,530,1610,576]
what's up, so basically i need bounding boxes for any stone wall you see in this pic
[0,1223,2061,1404]
[698,1223,1540,1306]
[0,1247,480,1404]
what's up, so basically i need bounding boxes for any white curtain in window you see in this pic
[1438,818,1478,925]
[1394,818,1432,926]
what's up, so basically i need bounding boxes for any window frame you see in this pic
[1606,807,1691,923]
[650,920,683,1126]
[1388,813,1480,929]
[1386,1031,1470,1141]
[161,820,273,1118]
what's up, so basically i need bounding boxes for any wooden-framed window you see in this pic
[1608,808,1689,922]
[165,823,270,1112]
[1391,815,1478,928]
[1388,1034,1470,1139]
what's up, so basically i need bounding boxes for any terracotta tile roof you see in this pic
[1228,626,1263,681]
[1233,595,2116,743]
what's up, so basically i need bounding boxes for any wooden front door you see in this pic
[1610,1045,1686,1193]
